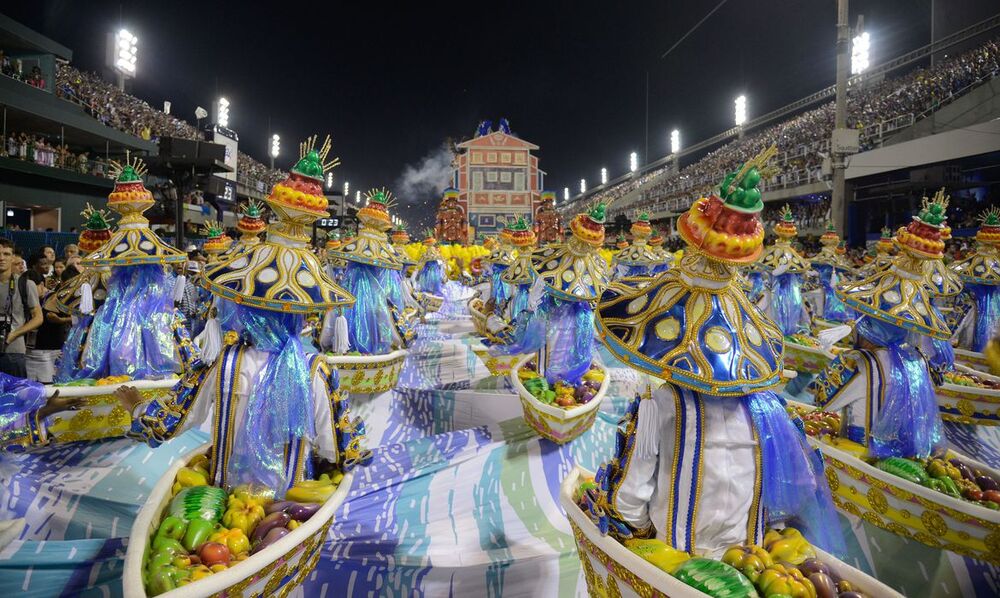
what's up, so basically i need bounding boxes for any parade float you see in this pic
[326,188,412,393]
[389,225,424,318]
[434,187,466,244]
[809,222,852,326]
[951,208,1000,372]
[572,147,885,596]
[120,136,368,597]
[562,467,902,598]
[43,158,191,441]
[803,197,1000,562]
[535,190,562,244]
[503,201,611,444]
[612,213,660,279]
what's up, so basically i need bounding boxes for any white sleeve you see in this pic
[610,393,673,533]
[311,369,338,464]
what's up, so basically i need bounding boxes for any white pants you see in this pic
[25,349,59,383]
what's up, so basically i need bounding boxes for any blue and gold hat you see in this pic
[811,221,850,271]
[483,219,517,266]
[201,136,354,313]
[837,192,952,339]
[390,225,417,267]
[82,156,187,267]
[500,217,536,285]
[597,146,784,395]
[758,205,809,274]
[953,208,1000,286]
[531,203,611,302]
[47,267,110,316]
[330,188,403,270]
[615,213,660,267]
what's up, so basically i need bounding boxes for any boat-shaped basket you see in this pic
[509,355,608,445]
[123,442,352,598]
[783,339,836,374]
[937,365,1000,426]
[419,292,444,313]
[45,378,178,442]
[467,297,512,344]
[471,346,524,377]
[561,466,902,598]
[326,349,408,394]
[790,401,1000,564]
[955,348,988,372]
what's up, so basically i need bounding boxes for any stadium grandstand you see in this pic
[0,13,353,255]
[560,15,1000,248]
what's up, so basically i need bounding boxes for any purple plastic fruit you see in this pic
[809,572,837,598]
[799,558,831,578]
[250,527,290,555]
[250,511,290,545]
[265,501,295,515]
[976,474,999,492]
[286,502,321,521]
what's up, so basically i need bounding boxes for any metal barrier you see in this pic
[0,231,84,257]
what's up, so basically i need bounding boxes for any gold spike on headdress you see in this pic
[299,134,341,174]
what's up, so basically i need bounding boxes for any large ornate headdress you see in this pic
[329,188,403,270]
[81,154,186,266]
[200,136,354,313]
[597,146,784,395]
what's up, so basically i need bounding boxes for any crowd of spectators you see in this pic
[761,200,830,231]
[0,51,46,88]
[2,131,108,177]
[52,64,284,189]
[574,36,1000,220]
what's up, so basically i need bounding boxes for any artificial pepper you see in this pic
[176,466,209,488]
[935,475,961,498]
[209,527,251,556]
[183,518,217,551]
[222,496,266,536]
[756,564,817,598]
[154,516,188,544]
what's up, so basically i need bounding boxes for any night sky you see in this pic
[6,0,998,232]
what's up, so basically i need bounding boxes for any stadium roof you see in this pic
[0,13,72,61]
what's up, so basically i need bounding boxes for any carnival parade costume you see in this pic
[328,189,412,355]
[613,213,661,279]
[582,146,843,558]
[647,228,674,275]
[491,203,611,386]
[390,225,424,316]
[859,227,896,278]
[413,229,446,297]
[952,208,1000,353]
[483,227,516,315]
[49,205,113,383]
[127,136,367,494]
[809,222,852,323]
[497,217,537,323]
[759,205,811,336]
[808,193,953,460]
[57,158,191,382]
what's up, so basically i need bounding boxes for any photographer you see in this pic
[0,239,43,377]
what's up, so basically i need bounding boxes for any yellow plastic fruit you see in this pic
[623,538,690,573]
[190,565,213,581]
[286,479,336,503]
[222,497,265,536]
[176,467,209,488]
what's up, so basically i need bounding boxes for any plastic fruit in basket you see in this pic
[222,495,266,536]
[624,538,691,574]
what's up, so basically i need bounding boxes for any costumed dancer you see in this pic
[482,224,516,315]
[413,229,446,297]
[325,230,348,283]
[808,221,853,324]
[327,188,413,355]
[227,199,267,257]
[858,227,895,278]
[390,225,424,316]
[758,204,811,336]
[808,193,953,459]
[57,157,191,382]
[50,205,113,383]
[952,208,1000,353]
[613,213,660,279]
[491,203,610,386]
[583,146,843,557]
[914,191,963,373]
[496,217,536,324]
[113,135,368,494]
[646,228,674,275]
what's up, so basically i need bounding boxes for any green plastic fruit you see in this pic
[671,558,759,598]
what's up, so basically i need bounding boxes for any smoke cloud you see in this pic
[394,142,454,203]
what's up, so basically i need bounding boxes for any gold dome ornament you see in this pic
[531,202,611,302]
[329,188,403,270]
[200,135,354,314]
[837,192,953,339]
[597,146,785,395]
[82,155,187,267]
